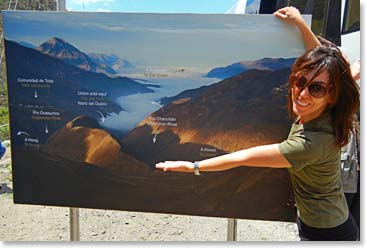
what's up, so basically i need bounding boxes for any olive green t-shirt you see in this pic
[278,113,349,228]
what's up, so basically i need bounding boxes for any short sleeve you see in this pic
[278,132,324,171]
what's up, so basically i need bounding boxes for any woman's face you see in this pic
[292,69,333,123]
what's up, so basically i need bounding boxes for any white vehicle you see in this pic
[340,0,360,63]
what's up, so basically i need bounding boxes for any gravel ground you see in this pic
[0,142,299,242]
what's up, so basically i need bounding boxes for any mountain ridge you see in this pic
[207,57,296,79]
[44,115,151,176]
[37,37,116,76]
[89,53,134,74]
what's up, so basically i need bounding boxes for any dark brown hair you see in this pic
[288,46,359,147]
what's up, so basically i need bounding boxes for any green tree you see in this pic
[0,106,9,140]
[0,0,57,11]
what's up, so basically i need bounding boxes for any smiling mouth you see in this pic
[295,99,309,107]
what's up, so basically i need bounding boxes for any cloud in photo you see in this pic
[102,93,160,131]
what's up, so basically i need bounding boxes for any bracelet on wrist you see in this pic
[193,161,200,176]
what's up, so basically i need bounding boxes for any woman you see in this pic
[156,46,359,241]
[275,6,361,239]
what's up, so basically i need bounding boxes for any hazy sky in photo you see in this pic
[3,11,310,69]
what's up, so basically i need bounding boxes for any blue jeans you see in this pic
[0,141,5,159]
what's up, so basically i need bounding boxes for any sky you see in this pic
[66,0,240,13]
[2,11,307,69]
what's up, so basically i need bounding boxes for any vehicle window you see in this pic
[342,0,360,34]
[266,0,341,45]
[287,0,329,37]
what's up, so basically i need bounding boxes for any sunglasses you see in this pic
[293,76,331,98]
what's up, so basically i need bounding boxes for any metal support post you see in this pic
[70,207,80,241]
[227,218,237,241]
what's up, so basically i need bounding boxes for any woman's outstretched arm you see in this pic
[156,144,291,173]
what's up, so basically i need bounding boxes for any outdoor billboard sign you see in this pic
[2,11,309,221]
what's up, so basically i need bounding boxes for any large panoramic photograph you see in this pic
[3,11,309,221]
